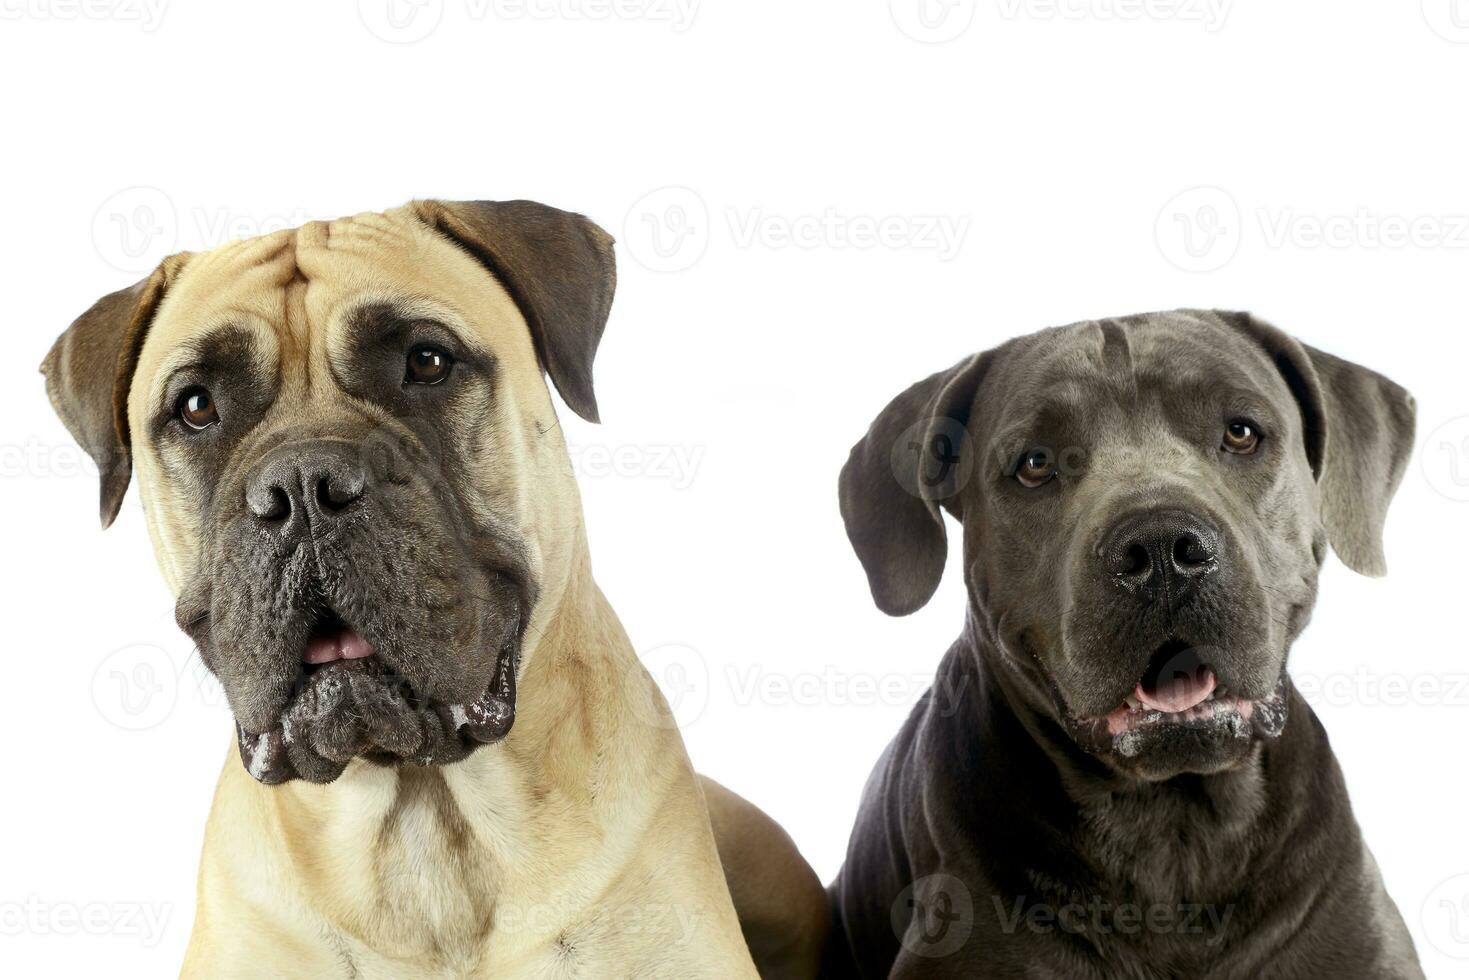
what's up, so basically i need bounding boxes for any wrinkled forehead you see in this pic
[132,206,529,395]
[980,312,1292,439]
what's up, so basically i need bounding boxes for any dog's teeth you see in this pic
[1125,695,1141,711]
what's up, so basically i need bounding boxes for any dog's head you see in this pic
[840,311,1414,780]
[42,200,616,784]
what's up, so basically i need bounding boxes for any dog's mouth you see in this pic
[235,605,521,786]
[1062,639,1290,765]
[302,609,375,670]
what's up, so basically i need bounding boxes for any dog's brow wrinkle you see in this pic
[1097,318,1135,392]
[254,235,295,272]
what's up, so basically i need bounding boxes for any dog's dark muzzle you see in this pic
[181,429,536,785]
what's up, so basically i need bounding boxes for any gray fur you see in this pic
[827,310,1422,978]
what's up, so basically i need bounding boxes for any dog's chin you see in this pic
[1059,672,1290,781]
[234,642,521,786]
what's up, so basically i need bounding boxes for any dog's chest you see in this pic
[318,771,700,979]
[319,776,501,973]
[383,791,495,939]
[986,791,1265,979]
[1003,871,1234,980]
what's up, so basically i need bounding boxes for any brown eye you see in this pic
[177,386,219,430]
[1222,420,1260,455]
[405,346,453,385]
[1016,448,1057,488]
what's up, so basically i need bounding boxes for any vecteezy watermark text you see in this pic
[0,0,167,30]
[1157,186,1469,272]
[995,0,1231,31]
[623,187,971,273]
[726,208,969,261]
[357,0,698,43]
[0,896,171,946]
[566,442,704,489]
[994,895,1233,944]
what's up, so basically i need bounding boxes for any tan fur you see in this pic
[98,206,764,977]
[700,778,829,979]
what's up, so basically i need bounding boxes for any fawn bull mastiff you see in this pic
[42,200,824,979]
[828,311,1424,978]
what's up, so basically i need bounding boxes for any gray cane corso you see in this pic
[826,310,1423,978]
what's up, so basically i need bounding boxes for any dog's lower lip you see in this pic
[1098,690,1255,735]
[237,632,523,785]
[1059,669,1292,763]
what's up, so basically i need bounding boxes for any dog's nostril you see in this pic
[1173,531,1217,570]
[315,476,360,513]
[248,484,292,522]
[1119,543,1151,578]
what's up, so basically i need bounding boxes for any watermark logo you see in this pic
[893,874,974,958]
[357,0,445,43]
[623,189,971,273]
[1422,416,1469,503]
[627,642,709,730]
[1423,874,1469,959]
[90,643,178,731]
[1155,186,1241,273]
[624,187,711,273]
[1423,0,1469,43]
[891,415,976,501]
[890,0,976,43]
[92,186,314,274]
[1156,186,1469,272]
[92,186,177,275]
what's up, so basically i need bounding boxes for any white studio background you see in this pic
[2,2,1468,976]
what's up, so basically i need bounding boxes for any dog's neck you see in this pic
[952,614,1349,911]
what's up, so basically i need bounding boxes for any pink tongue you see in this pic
[304,629,375,665]
[1135,666,1217,713]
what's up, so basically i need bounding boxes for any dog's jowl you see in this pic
[827,310,1424,979]
[41,201,826,979]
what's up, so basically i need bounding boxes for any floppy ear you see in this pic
[839,353,991,616]
[40,255,188,528]
[1220,311,1416,576]
[413,199,616,423]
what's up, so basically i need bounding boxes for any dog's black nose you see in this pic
[1100,509,1220,600]
[245,441,367,534]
